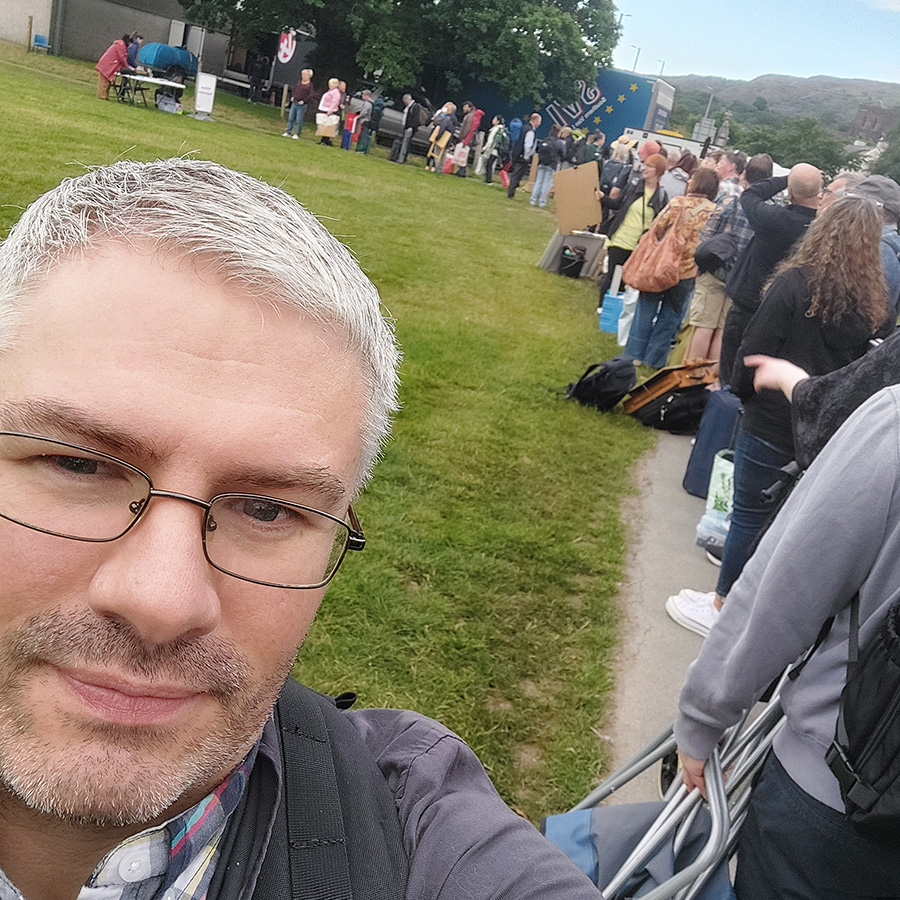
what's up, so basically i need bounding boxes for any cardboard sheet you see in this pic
[553,163,603,236]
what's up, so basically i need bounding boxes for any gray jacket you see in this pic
[675,385,900,811]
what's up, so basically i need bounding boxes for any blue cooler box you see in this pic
[598,292,624,333]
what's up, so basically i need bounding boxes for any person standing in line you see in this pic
[354,90,375,153]
[714,150,747,201]
[425,103,458,172]
[530,125,564,208]
[481,116,508,184]
[506,113,541,199]
[317,78,342,146]
[595,153,669,302]
[389,94,423,163]
[95,34,134,100]
[283,68,315,139]
[719,164,823,382]
[684,153,774,368]
[659,151,698,199]
[625,167,719,368]
[455,103,483,178]
[558,127,576,169]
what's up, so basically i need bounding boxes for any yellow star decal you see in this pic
[606,105,614,113]
[630,83,639,91]
[618,94,626,102]
[593,115,602,123]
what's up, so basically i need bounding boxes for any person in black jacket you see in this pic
[667,195,890,637]
[390,93,423,163]
[595,154,669,302]
[719,165,823,382]
[506,112,541,198]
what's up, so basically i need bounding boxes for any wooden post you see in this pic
[26,15,33,51]
[281,83,289,119]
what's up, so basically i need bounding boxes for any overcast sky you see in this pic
[611,0,900,83]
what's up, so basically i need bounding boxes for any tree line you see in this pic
[179,0,620,104]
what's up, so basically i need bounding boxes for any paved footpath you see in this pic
[602,430,721,804]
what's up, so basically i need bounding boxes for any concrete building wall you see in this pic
[3,0,54,46]
[52,0,175,63]
[47,0,231,76]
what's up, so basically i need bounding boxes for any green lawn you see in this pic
[0,39,654,818]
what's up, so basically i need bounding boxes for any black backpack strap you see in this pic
[276,684,356,900]
[788,615,837,681]
[825,595,880,809]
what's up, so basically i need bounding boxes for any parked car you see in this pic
[353,86,435,156]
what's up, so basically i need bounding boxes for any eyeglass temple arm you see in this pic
[347,505,366,552]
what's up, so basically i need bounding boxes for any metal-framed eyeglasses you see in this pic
[0,431,365,589]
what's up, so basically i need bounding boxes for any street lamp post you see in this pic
[631,45,641,73]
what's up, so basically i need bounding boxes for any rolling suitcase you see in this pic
[682,387,742,498]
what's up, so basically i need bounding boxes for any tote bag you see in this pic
[451,143,470,167]
[622,207,687,294]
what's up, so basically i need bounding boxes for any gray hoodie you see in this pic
[675,385,900,811]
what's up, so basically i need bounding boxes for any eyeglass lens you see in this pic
[0,433,350,588]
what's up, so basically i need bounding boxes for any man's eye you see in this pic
[241,499,291,523]
[50,455,100,475]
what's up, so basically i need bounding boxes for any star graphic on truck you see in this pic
[618,94,626,103]
[630,83,638,92]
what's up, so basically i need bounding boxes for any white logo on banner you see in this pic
[278,31,296,64]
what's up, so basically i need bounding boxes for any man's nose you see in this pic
[87,496,222,645]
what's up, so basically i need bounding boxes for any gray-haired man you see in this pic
[0,159,602,900]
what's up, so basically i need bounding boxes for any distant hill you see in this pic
[665,73,900,130]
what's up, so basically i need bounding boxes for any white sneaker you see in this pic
[292,134,299,140]
[666,590,720,637]
[282,132,290,137]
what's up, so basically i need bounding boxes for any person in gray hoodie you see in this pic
[674,384,900,899]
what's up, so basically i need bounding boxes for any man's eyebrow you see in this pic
[0,398,350,507]
[0,399,162,463]
[219,466,349,508]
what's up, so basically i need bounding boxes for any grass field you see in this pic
[0,39,655,819]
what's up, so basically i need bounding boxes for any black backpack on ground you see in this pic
[629,384,710,435]
[823,594,900,842]
[566,357,637,410]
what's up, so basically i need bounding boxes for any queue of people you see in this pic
[594,131,900,899]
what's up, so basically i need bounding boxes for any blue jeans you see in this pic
[735,753,900,900]
[530,165,555,207]
[286,102,305,135]
[716,428,792,597]
[626,278,694,369]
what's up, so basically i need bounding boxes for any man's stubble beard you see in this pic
[0,609,297,828]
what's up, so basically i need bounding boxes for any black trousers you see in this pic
[506,159,530,198]
[597,245,633,304]
[484,156,497,183]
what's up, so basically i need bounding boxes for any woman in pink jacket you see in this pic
[316,78,343,146]
[96,35,134,101]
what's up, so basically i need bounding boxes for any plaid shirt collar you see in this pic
[0,735,267,900]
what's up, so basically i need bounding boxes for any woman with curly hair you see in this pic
[667,195,892,636]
